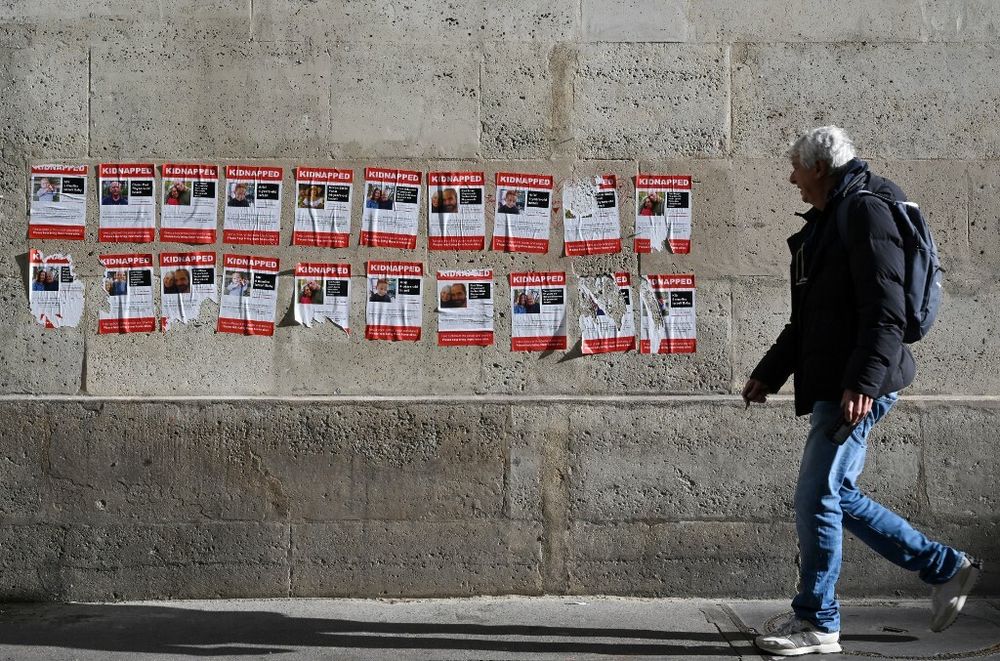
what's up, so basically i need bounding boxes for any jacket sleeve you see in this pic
[750,322,796,393]
[841,195,907,397]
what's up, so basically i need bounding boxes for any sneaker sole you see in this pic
[930,561,982,632]
[755,642,843,656]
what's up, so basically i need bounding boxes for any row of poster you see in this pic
[28,165,693,255]
[28,250,697,354]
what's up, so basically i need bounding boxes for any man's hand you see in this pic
[742,379,770,407]
[841,389,873,425]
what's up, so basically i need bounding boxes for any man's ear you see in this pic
[814,160,830,178]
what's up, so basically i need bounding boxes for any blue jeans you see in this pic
[792,393,964,632]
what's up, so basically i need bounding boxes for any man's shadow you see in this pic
[0,603,919,657]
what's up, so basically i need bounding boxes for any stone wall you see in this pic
[1,1,997,599]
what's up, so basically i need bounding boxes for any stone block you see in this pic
[733,44,1000,160]
[908,279,1000,394]
[922,402,1000,519]
[91,38,331,159]
[250,402,511,521]
[251,0,577,44]
[582,0,688,42]
[687,1,925,43]
[568,401,803,522]
[291,520,543,596]
[0,41,88,159]
[56,523,288,599]
[567,521,798,596]
[919,1,1000,42]
[731,276,791,393]
[0,402,47,521]
[0,275,85,395]
[573,44,729,160]
[328,43,480,159]
[0,524,66,600]
[481,43,568,160]
[968,162,1000,276]
[43,401,288,523]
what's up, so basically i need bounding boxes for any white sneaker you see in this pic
[930,555,982,632]
[754,615,842,656]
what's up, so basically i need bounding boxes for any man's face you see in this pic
[173,270,190,291]
[110,182,121,197]
[449,284,466,305]
[376,281,388,296]
[504,192,517,206]
[789,156,828,208]
[234,185,246,200]
[443,189,458,209]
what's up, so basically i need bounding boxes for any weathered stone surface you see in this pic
[0,41,88,159]
[922,403,1000,520]
[0,524,67,600]
[567,521,798,596]
[909,279,1000,394]
[291,521,544,597]
[968,162,1000,276]
[733,44,1000,160]
[573,44,729,160]
[581,0,688,43]
[688,1,927,43]
[251,0,578,44]
[328,44,480,159]
[731,276,791,393]
[91,38,331,159]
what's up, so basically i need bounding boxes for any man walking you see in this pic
[743,126,981,656]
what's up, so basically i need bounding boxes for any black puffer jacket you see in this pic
[751,159,916,416]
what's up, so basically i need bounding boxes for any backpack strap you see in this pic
[835,189,896,246]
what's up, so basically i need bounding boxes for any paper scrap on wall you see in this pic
[28,249,84,328]
[98,253,156,334]
[640,273,696,354]
[437,269,493,346]
[579,272,635,354]
[294,262,351,331]
[428,172,486,250]
[217,253,280,336]
[293,167,353,247]
[28,165,87,240]
[492,172,553,254]
[365,260,423,341]
[160,252,218,331]
[222,165,284,245]
[563,175,621,256]
[98,163,156,242]
[160,164,219,244]
[510,271,566,351]
[635,175,692,254]
[360,168,422,249]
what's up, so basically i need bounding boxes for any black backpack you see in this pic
[837,191,942,343]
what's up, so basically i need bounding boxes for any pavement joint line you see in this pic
[716,603,768,659]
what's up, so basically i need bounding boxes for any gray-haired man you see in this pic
[743,126,980,656]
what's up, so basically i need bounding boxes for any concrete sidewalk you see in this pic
[0,597,998,660]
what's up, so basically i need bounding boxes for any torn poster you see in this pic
[293,262,351,331]
[365,260,423,341]
[28,164,87,240]
[640,273,697,354]
[98,253,156,334]
[222,165,284,246]
[160,251,218,331]
[428,171,486,250]
[492,172,553,254]
[293,167,353,248]
[579,272,635,354]
[635,174,692,254]
[160,163,219,244]
[217,253,280,336]
[510,271,567,351]
[437,269,493,346]
[98,163,156,242]
[360,168,422,249]
[563,175,621,256]
[27,249,84,328]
